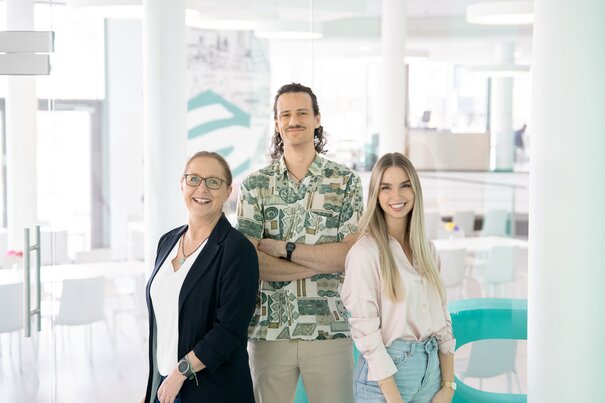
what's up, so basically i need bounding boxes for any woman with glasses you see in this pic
[143,151,259,403]
[342,153,455,403]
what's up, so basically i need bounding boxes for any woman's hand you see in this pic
[156,368,186,403]
[431,387,454,403]
[378,376,405,403]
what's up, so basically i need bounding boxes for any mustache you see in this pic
[286,125,305,130]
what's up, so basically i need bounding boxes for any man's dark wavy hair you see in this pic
[270,83,327,160]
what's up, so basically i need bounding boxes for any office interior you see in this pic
[0,0,603,402]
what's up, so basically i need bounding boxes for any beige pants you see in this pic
[248,338,354,403]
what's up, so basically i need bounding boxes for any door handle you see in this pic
[23,225,41,338]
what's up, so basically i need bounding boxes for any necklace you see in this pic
[178,233,208,266]
[287,169,303,182]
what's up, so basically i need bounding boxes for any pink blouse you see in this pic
[342,235,455,381]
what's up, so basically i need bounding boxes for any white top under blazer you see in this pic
[150,239,207,375]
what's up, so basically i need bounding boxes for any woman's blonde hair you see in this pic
[359,152,445,302]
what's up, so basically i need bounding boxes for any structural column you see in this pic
[489,42,514,171]
[5,0,37,251]
[143,0,188,268]
[529,0,605,401]
[379,0,406,156]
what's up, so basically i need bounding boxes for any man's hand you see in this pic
[258,238,286,258]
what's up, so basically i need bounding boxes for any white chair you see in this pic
[40,229,70,265]
[481,246,517,297]
[55,276,112,362]
[74,248,113,264]
[439,248,468,300]
[113,273,148,348]
[127,221,145,261]
[0,283,24,370]
[461,339,522,393]
[453,210,476,237]
[0,228,8,268]
[480,210,509,237]
[424,211,441,240]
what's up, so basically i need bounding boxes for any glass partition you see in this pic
[0,0,530,401]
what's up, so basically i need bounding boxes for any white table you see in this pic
[432,236,528,253]
[0,260,146,286]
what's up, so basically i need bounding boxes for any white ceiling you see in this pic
[29,0,533,64]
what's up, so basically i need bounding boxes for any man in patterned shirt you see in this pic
[237,83,364,402]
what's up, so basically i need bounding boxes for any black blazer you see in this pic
[144,214,258,403]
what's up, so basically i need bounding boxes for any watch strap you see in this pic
[286,242,296,261]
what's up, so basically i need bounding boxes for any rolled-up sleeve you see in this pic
[342,243,397,381]
[337,173,364,241]
[436,303,456,355]
[430,241,456,355]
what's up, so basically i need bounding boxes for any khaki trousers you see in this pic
[248,338,354,403]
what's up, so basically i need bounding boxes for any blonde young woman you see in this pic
[342,153,456,403]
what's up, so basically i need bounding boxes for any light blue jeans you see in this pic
[354,337,441,403]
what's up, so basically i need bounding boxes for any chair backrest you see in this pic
[464,339,518,378]
[0,282,23,333]
[484,246,516,285]
[424,211,441,240]
[75,248,113,264]
[0,228,8,268]
[453,210,475,237]
[40,229,70,265]
[56,276,105,326]
[481,210,509,237]
[439,248,467,288]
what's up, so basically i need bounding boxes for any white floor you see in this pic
[0,297,148,403]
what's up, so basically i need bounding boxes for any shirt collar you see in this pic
[277,153,323,179]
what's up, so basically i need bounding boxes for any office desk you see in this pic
[433,237,528,253]
[0,260,146,285]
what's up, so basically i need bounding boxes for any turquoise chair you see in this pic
[449,298,527,403]
[295,298,527,403]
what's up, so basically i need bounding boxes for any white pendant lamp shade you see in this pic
[465,64,530,77]
[186,9,277,31]
[255,21,322,40]
[66,0,143,19]
[467,1,534,25]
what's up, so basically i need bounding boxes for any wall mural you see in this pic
[187,29,271,180]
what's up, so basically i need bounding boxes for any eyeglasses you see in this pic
[183,174,227,190]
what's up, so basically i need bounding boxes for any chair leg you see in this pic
[53,326,58,394]
[17,331,22,372]
[87,324,94,364]
[514,369,522,393]
[104,316,116,358]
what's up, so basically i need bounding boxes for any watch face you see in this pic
[178,359,189,373]
[286,242,296,252]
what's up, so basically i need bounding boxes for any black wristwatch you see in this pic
[178,356,195,381]
[286,242,296,261]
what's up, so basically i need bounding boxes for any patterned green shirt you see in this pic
[237,154,364,341]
